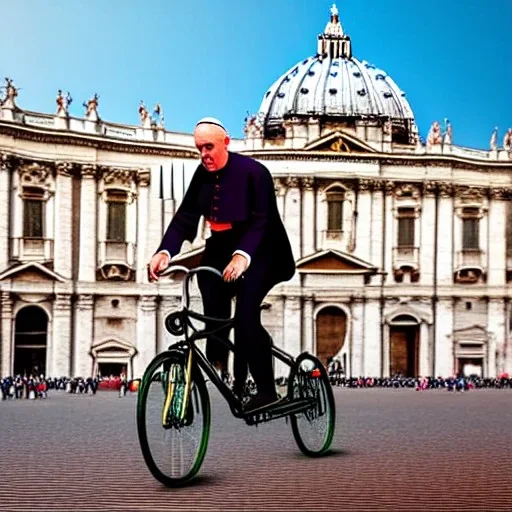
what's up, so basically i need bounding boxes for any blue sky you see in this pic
[1,0,510,149]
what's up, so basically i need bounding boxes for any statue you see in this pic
[443,119,452,145]
[56,90,72,116]
[83,93,99,121]
[0,77,19,109]
[243,112,264,138]
[503,128,512,150]
[490,127,498,150]
[152,102,164,128]
[324,3,343,36]
[426,120,443,147]
[138,100,150,127]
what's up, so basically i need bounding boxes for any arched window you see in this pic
[326,186,345,232]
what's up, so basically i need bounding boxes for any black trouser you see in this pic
[197,230,276,396]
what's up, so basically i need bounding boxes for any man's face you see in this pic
[194,124,230,171]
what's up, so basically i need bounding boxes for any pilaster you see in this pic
[363,299,381,377]
[78,165,97,282]
[301,177,315,257]
[437,186,454,286]
[134,295,157,378]
[487,192,506,286]
[283,294,301,358]
[436,298,453,377]
[420,184,436,286]
[370,183,384,270]
[136,170,150,283]
[302,296,314,355]
[73,294,94,377]
[351,298,365,377]
[0,154,11,271]
[356,179,372,263]
[1,292,13,377]
[284,177,301,261]
[52,293,72,376]
[54,162,73,278]
[487,298,504,378]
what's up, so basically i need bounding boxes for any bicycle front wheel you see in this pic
[136,350,211,486]
[288,353,335,457]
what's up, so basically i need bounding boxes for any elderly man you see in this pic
[148,117,295,411]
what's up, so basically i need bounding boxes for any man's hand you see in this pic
[148,252,170,282]
[222,254,248,282]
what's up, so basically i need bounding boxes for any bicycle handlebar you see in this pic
[158,265,223,309]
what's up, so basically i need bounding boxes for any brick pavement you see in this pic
[0,387,511,512]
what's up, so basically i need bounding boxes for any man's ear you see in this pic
[224,135,231,147]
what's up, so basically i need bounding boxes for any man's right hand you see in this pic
[147,252,170,282]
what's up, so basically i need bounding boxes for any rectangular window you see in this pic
[397,207,415,247]
[23,187,45,238]
[107,202,126,242]
[106,190,128,242]
[327,200,343,231]
[462,218,479,250]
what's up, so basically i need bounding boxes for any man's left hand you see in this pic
[222,254,248,282]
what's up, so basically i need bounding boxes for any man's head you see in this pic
[193,117,230,171]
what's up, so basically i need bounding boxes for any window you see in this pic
[106,190,127,242]
[462,208,479,250]
[326,188,344,231]
[397,207,415,247]
[22,187,44,238]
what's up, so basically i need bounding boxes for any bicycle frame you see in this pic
[158,265,299,420]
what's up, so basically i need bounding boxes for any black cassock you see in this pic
[157,152,295,394]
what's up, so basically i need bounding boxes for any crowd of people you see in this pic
[0,374,138,400]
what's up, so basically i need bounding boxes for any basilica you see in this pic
[1,5,511,380]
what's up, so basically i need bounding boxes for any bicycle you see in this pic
[136,265,336,487]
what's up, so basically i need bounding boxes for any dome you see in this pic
[256,4,416,136]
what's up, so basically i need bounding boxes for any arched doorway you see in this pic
[389,314,419,377]
[13,306,48,376]
[316,306,347,367]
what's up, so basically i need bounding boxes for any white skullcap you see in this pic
[195,117,227,132]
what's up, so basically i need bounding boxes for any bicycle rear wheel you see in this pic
[288,353,335,456]
[136,349,211,486]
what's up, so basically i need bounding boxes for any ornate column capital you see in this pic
[454,185,484,200]
[301,176,315,191]
[1,291,13,316]
[489,187,511,200]
[54,293,72,312]
[139,295,158,312]
[55,161,74,177]
[358,178,375,192]
[285,176,300,189]
[137,169,151,187]
[438,182,454,198]
[103,167,137,187]
[0,152,13,172]
[80,164,98,180]
[76,294,94,310]
[273,177,287,196]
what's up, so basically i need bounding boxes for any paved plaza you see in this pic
[0,387,511,511]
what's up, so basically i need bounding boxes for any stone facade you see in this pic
[1,8,511,380]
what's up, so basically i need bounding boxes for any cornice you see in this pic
[241,149,512,171]
[0,122,199,159]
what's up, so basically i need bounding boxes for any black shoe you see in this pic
[244,392,281,412]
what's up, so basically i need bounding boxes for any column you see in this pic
[363,299,381,376]
[420,186,436,286]
[0,155,11,270]
[419,322,430,377]
[1,292,13,377]
[136,170,150,283]
[487,298,504,377]
[284,177,301,261]
[148,168,164,258]
[435,298,453,377]
[52,293,72,376]
[302,296,314,355]
[134,296,157,378]
[54,162,73,278]
[383,182,394,280]
[274,178,286,221]
[78,165,97,282]
[351,298,365,377]
[159,295,181,354]
[73,294,94,378]
[487,191,506,286]
[301,177,315,257]
[356,180,372,263]
[283,295,301,357]
[436,187,454,286]
[370,183,384,270]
